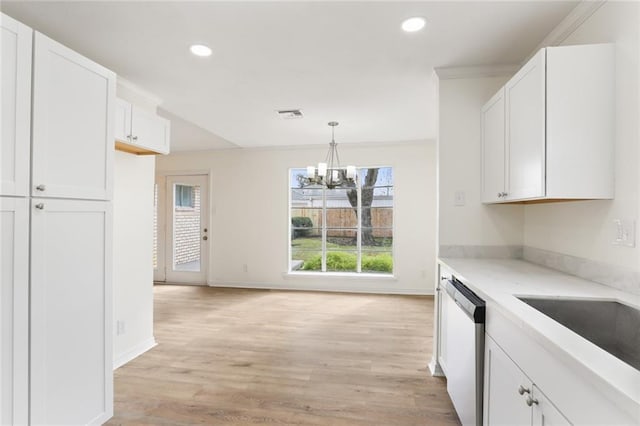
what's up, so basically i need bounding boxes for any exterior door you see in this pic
[160,175,209,285]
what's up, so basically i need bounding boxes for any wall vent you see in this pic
[277,109,303,119]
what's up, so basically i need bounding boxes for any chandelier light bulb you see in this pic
[318,163,328,177]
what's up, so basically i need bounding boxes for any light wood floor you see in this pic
[107,286,460,425]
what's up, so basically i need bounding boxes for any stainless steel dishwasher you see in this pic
[441,277,486,426]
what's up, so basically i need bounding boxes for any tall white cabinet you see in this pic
[1,13,114,425]
[0,198,29,426]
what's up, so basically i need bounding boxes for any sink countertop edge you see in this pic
[438,257,640,418]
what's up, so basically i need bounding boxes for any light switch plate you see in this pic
[612,219,636,247]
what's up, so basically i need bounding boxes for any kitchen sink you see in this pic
[517,297,640,371]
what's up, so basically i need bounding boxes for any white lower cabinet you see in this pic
[484,335,570,426]
[0,197,29,425]
[30,198,113,425]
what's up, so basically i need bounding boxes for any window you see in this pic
[175,184,194,208]
[290,167,393,274]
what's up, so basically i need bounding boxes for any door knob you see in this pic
[35,203,45,210]
[203,236,208,241]
[36,184,46,191]
[518,385,530,395]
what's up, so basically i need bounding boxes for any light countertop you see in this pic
[438,257,640,417]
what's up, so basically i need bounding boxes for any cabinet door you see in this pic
[484,335,531,426]
[1,14,32,197]
[531,385,570,426]
[505,49,546,201]
[0,197,29,425]
[481,88,506,203]
[32,32,115,201]
[30,198,113,425]
[132,106,170,154]
[438,282,451,375]
[114,98,132,143]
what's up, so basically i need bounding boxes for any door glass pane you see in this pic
[153,183,158,269]
[173,183,201,272]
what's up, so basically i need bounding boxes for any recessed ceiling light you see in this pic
[190,44,212,57]
[401,17,426,32]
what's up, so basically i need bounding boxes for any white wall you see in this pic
[113,151,156,367]
[523,2,640,273]
[438,76,524,249]
[156,141,437,294]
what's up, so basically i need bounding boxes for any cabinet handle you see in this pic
[502,192,508,197]
[126,134,132,140]
[36,184,46,191]
[35,203,45,210]
[497,192,503,198]
[132,135,139,141]
[518,385,530,395]
[526,395,539,406]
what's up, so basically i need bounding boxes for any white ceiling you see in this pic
[2,1,578,151]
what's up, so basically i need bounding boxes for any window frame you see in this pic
[175,184,195,209]
[289,166,394,275]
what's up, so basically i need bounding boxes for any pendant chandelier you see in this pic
[298,121,356,189]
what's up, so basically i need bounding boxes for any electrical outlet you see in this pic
[116,320,126,336]
[454,191,465,206]
[612,219,636,247]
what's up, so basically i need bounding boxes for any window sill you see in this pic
[283,271,397,281]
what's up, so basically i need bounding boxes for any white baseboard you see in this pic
[428,357,445,377]
[113,337,157,370]
[207,279,433,296]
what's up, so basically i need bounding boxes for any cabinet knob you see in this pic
[35,203,45,210]
[132,135,138,141]
[518,385,530,395]
[525,395,539,406]
[497,192,503,198]
[36,184,46,191]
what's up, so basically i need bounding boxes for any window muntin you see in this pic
[289,167,393,274]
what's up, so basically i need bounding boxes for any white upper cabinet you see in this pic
[505,49,546,201]
[481,44,614,203]
[481,88,506,203]
[114,98,170,155]
[0,197,29,425]
[114,97,132,143]
[1,14,32,197]
[31,32,116,201]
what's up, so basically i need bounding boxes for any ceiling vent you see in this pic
[277,109,303,119]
